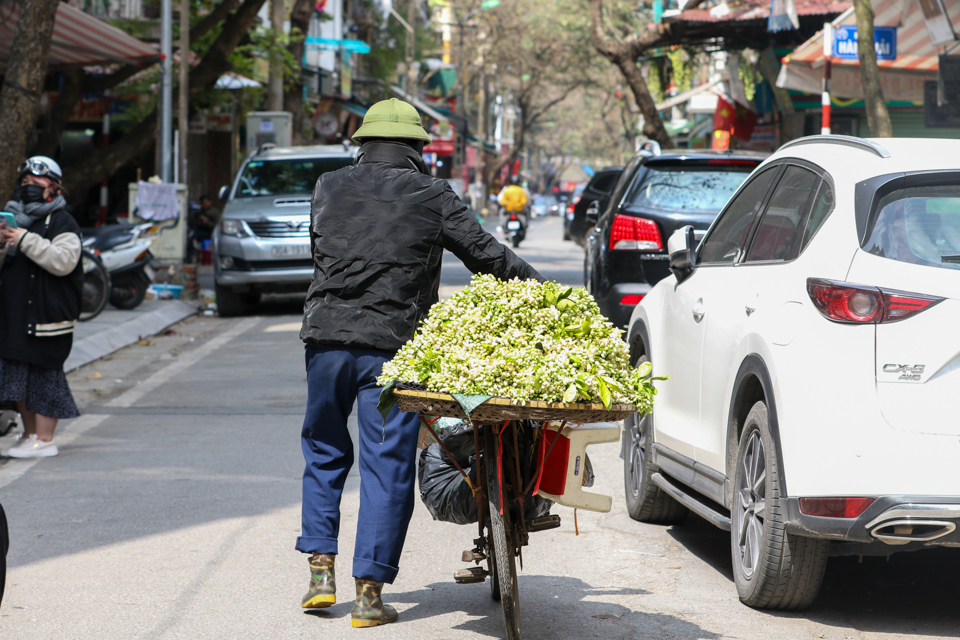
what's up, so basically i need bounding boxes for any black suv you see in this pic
[585,145,767,329]
[568,166,623,246]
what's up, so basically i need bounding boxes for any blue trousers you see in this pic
[296,345,421,584]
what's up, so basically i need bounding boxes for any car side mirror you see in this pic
[218,185,230,202]
[585,201,601,223]
[668,225,697,284]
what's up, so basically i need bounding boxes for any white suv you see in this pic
[624,135,960,610]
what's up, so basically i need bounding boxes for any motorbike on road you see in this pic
[81,222,156,310]
[501,209,527,248]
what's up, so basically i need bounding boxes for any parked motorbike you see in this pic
[81,223,156,310]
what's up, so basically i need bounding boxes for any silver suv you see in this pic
[213,144,357,316]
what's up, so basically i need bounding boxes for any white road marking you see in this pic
[0,318,260,490]
[0,414,108,490]
[263,321,301,333]
[106,317,259,408]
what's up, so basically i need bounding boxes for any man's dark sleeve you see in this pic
[439,185,543,282]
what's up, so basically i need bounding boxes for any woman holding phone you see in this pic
[0,156,82,458]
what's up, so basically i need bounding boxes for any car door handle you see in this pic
[692,300,705,322]
[745,305,756,316]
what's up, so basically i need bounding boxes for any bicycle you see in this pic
[396,389,630,640]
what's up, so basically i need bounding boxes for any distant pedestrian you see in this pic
[190,194,221,244]
[297,99,541,628]
[0,156,83,458]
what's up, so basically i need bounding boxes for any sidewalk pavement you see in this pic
[65,298,198,373]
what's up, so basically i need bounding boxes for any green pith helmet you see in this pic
[352,99,432,143]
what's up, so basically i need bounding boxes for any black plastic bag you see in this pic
[418,422,479,525]
[417,422,552,526]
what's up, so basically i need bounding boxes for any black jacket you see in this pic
[0,209,83,370]
[300,142,542,351]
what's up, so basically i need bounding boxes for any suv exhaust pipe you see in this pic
[869,519,957,545]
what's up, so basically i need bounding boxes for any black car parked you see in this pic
[567,166,623,246]
[585,145,767,329]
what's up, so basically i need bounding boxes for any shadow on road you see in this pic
[666,513,960,636]
[362,576,721,640]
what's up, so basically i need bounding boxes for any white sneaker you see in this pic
[6,434,58,458]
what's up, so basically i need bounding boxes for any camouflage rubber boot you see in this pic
[301,553,336,608]
[351,578,399,628]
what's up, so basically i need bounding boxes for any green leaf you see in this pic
[558,287,574,301]
[597,376,612,409]
[563,382,578,403]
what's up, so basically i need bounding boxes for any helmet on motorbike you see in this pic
[18,156,63,184]
[509,175,520,186]
[352,99,432,143]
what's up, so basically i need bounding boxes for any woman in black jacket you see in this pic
[0,156,83,458]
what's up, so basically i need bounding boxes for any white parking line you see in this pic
[0,317,260,490]
[106,317,259,408]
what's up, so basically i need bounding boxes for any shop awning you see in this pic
[390,86,450,123]
[776,0,955,101]
[0,1,160,71]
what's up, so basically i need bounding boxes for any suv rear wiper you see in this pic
[941,254,960,263]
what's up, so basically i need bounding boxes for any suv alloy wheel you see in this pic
[731,401,829,609]
[623,354,688,524]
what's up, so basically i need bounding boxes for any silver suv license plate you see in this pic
[271,245,311,257]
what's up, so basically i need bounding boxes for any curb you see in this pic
[64,300,199,373]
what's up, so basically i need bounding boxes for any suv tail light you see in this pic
[620,294,644,305]
[799,497,875,518]
[806,278,944,324]
[609,215,663,251]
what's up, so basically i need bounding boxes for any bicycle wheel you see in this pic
[79,250,110,322]
[485,424,521,640]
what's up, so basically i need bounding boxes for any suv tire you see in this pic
[623,355,688,524]
[731,401,828,610]
[216,284,249,317]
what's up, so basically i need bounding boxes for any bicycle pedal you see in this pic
[528,514,561,532]
[454,567,488,584]
[461,549,484,563]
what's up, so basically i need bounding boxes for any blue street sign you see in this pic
[304,37,371,54]
[833,25,897,61]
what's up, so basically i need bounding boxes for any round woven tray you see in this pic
[393,389,635,423]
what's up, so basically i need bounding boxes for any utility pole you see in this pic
[179,0,189,185]
[474,60,487,210]
[268,0,285,111]
[405,0,416,94]
[160,0,172,182]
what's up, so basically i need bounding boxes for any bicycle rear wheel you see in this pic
[79,250,110,322]
[485,424,521,640]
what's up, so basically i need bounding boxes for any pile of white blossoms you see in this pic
[378,274,659,412]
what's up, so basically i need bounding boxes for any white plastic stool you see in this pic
[537,421,621,513]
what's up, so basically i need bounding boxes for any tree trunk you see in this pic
[34,68,85,158]
[62,0,269,196]
[267,0,285,111]
[853,0,893,137]
[587,0,672,148]
[614,53,671,147]
[0,0,61,201]
[285,0,314,145]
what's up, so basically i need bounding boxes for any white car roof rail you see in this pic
[779,135,891,159]
[638,140,662,157]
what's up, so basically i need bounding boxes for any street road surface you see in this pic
[2,216,958,639]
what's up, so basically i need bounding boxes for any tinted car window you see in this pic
[236,158,354,197]
[591,172,619,193]
[864,185,960,271]
[699,167,778,265]
[746,166,821,262]
[801,180,834,251]
[623,164,754,213]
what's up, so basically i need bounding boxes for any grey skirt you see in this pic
[0,357,80,420]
